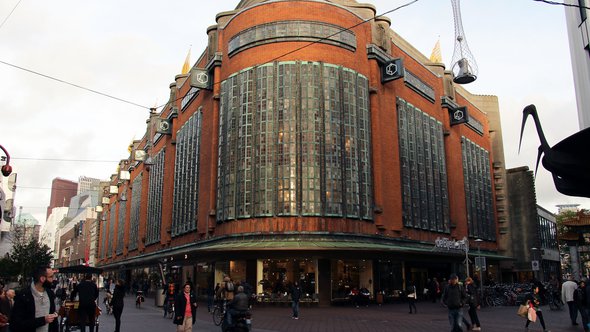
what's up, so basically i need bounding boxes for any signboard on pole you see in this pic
[531,260,540,271]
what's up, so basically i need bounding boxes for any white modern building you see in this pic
[41,206,69,265]
[565,0,590,129]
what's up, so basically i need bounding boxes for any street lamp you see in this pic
[475,239,483,301]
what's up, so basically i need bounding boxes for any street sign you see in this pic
[531,260,540,271]
[475,257,487,271]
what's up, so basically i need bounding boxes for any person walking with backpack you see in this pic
[441,274,467,332]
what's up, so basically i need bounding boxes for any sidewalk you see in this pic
[100,292,578,332]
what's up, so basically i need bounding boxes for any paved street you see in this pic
[89,292,578,332]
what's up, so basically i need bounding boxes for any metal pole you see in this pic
[475,239,483,302]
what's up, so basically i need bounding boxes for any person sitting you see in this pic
[225,286,249,327]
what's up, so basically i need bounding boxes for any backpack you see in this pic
[226,281,234,292]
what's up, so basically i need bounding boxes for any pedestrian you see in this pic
[406,281,417,314]
[163,283,176,318]
[430,277,440,303]
[290,281,302,319]
[9,266,59,332]
[173,282,197,332]
[0,289,14,332]
[575,279,589,332]
[111,279,125,332]
[206,284,214,313]
[465,277,481,331]
[71,273,99,332]
[225,286,248,327]
[563,275,579,326]
[525,285,551,332]
[441,273,467,332]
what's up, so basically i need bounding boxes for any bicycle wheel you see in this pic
[212,306,224,326]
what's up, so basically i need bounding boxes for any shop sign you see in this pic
[434,236,469,253]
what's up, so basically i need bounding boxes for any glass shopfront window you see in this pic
[257,259,317,302]
[331,259,373,301]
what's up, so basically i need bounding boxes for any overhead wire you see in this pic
[0,60,151,110]
[12,157,119,163]
[156,0,419,110]
[533,0,590,9]
[0,0,22,31]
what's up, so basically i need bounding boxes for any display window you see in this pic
[331,259,373,301]
[257,258,317,302]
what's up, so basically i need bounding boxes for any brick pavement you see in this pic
[96,292,580,332]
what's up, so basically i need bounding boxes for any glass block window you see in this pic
[128,173,142,251]
[146,149,165,245]
[107,204,116,258]
[217,61,372,221]
[172,111,202,237]
[116,199,126,255]
[100,219,107,259]
[461,137,495,240]
[397,98,449,232]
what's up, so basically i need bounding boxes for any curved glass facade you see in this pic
[217,61,372,222]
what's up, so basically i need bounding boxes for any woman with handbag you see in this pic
[525,285,551,332]
[407,281,417,314]
[174,282,198,332]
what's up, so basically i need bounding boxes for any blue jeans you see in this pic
[292,300,300,318]
[448,308,463,332]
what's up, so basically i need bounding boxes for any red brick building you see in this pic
[97,0,510,303]
[47,178,77,219]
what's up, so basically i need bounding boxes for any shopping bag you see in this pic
[527,307,537,322]
[517,304,528,318]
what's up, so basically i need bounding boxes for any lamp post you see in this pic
[475,239,483,301]
[531,247,540,281]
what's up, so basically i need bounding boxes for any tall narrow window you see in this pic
[107,204,116,258]
[461,137,495,240]
[172,111,202,236]
[128,173,142,251]
[146,150,165,245]
[397,98,449,232]
[116,199,126,255]
[217,61,372,221]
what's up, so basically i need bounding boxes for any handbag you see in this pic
[173,315,184,325]
[527,307,537,322]
[517,304,528,318]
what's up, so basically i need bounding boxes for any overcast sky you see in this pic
[1,0,588,224]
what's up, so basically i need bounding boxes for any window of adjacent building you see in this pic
[217,61,372,221]
[128,173,142,251]
[146,150,165,245]
[172,111,202,237]
[116,199,126,255]
[461,137,495,241]
[539,216,558,251]
[397,98,450,232]
[107,204,116,258]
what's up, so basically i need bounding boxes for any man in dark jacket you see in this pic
[10,266,59,332]
[71,274,98,332]
[291,281,303,319]
[226,286,249,327]
[441,274,467,332]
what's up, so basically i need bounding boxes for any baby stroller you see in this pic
[136,290,145,308]
[103,291,113,315]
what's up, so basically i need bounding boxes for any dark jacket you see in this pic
[466,283,479,307]
[230,292,249,312]
[71,280,98,308]
[10,286,58,332]
[0,295,11,332]
[442,283,466,309]
[173,291,197,325]
[291,284,303,302]
[111,284,125,308]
